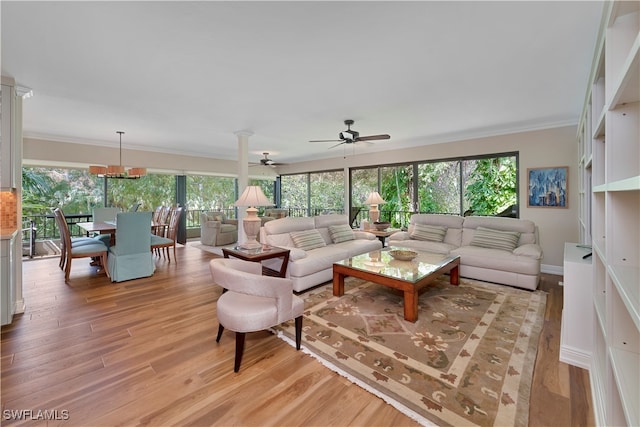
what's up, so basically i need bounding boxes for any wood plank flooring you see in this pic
[1,242,594,426]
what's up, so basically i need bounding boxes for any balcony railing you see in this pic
[22,207,462,247]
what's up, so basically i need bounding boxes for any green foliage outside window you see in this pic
[464,157,516,215]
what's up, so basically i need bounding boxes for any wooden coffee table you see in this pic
[333,248,460,322]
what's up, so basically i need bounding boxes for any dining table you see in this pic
[77,220,166,246]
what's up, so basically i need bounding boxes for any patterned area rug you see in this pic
[274,277,546,427]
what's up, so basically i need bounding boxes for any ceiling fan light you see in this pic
[107,165,125,176]
[89,165,107,175]
[127,167,147,177]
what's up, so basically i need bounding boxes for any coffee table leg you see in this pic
[333,271,345,296]
[403,290,418,322]
[450,265,460,286]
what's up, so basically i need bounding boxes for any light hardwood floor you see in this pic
[1,242,594,426]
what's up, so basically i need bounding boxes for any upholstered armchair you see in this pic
[262,208,288,221]
[200,212,238,246]
[209,258,304,372]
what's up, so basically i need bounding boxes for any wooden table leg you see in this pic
[333,271,345,296]
[450,265,459,286]
[403,290,418,322]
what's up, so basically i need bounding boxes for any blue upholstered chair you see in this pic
[53,208,109,282]
[151,206,184,263]
[92,207,120,223]
[53,208,108,271]
[107,212,155,282]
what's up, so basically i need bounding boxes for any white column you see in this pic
[235,130,253,245]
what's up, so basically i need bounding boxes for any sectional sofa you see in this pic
[260,214,382,292]
[389,214,543,290]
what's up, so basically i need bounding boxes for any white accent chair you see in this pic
[209,258,304,372]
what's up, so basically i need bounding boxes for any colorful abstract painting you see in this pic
[527,166,568,208]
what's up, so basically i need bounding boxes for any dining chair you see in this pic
[209,258,304,372]
[151,206,183,263]
[92,207,121,223]
[107,212,155,282]
[53,208,109,271]
[54,208,109,282]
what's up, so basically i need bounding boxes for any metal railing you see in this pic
[22,207,462,245]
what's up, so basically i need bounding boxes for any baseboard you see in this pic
[559,345,591,370]
[541,264,563,275]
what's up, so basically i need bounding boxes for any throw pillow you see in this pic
[329,224,355,244]
[470,226,520,252]
[410,224,447,242]
[290,229,326,251]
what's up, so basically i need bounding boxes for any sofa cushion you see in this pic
[409,214,463,247]
[290,229,326,251]
[287,245,349,278]
[389,240,456,255]
[462,216,537,246]
[451,245,540,275]
[470,227,520,252]
[410,224,447,242]
[315,214,350,245]
[329,224,355,244]
[336,238,383,257]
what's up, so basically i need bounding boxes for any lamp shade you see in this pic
[364,191,386,205]
[234,186,273,207]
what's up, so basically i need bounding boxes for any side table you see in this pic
[221,245,290,278]
[366,229,399,246]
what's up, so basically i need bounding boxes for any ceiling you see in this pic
[1,1,603,166]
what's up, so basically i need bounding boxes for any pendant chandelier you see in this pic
[89,131,146,179]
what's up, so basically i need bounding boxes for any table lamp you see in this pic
[364,191,386,223]
[234,186,273,249]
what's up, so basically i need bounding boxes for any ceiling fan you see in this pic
[251,152,282,168]
[309,119,390,149]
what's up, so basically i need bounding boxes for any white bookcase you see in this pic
[576,2,639,426]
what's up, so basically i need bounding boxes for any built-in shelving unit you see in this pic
[577,2,639,426]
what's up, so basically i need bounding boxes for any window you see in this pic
[350,152,518,227]
[281,170,345,217]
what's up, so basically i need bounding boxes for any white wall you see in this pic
[23,125,579,270]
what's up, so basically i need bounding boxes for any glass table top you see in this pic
[335,247,459,283]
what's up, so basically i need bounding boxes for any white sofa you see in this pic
[389,214,543,290]
[260,214,382,292]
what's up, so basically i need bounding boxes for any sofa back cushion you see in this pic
[314,214,350,245]
[263,216,315,248]
[409,214,464,246]
[290,229,327,251]
[329,224,355,243]
[410,224,447,242]
[469,226,521,251]
[462,216,537,246]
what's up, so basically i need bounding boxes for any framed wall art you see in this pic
[527,166,568,208]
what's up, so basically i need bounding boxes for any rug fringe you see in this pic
[274,330,440,427]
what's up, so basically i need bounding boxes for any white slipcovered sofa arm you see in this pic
[354,231,376,240]
[283,247,308,261]
[389,231,410,241]
[513,244,543,260]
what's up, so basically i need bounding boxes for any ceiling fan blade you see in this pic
[329,141,346,149]
[356,134,391,142]
[309,139,343,143]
